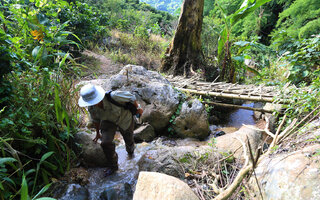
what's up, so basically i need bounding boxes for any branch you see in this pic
[213,164,252,200]
[205,101,273,113]
[177,87,280,102]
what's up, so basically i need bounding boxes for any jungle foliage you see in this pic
[201,0,320,84]
[0,0,175,198]
[0,0,84,198]
[1,0,320,198]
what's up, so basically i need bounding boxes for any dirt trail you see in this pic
[81,50,123,79]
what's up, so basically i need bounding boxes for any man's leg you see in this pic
[119,117,135,156]
[100,120,118,173]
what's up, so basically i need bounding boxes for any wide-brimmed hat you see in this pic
[78,84,105,107]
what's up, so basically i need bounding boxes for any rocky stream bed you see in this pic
[47,64,320,200]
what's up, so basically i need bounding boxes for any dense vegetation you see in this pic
[0,0,173,199]
[0,0,319,199]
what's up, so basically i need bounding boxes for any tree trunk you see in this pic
[161,0,204,76]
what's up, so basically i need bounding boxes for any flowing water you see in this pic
[57,103,257,199]
[57,142,153,200]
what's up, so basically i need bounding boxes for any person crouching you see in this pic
[78,84,143,176]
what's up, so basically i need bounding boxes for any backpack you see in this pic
[105,91,138,115]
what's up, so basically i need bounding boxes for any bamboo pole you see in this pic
[177,87,287,103]
[205,101,273,113]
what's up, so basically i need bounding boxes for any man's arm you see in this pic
[93,122,101,143]
[134,101,143,115]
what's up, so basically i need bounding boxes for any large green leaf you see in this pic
[32,46,41,59]
[21,175,29,200]
[31,184,52,200]
[218,28,228,58]
[0,157,17,166]
[36,13,51,27]
[231,0,272,25]
[40,152,54,164]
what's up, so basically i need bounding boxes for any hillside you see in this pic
[140,0,182,14]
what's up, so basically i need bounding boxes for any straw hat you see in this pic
[78,84,105,107]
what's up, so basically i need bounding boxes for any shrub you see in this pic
[0,0,81,198]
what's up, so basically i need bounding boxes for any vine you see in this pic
[167,89,186,137]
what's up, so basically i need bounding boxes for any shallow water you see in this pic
[58,103,257,199]
[217,103,256,133]
[226,103,256,128]
[59,141,153,200]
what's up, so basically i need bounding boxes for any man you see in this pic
[78,84,143,176]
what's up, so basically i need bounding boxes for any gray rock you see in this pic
[78,65,210,139]
[263,103,283,132]
[138,144,210,178]
[253,102,264,119]
[214,130,226,137]
[59,184,89,200]
[100,183,133,200]
[133,172,200,200]
[208,115,219,124]
[209,125,219,132]
[250,144,320,200]
[74,131,108,167]
[81,65,180,132]
[173,99,210,140]
[134,123,156,143]
[215,125,264,159]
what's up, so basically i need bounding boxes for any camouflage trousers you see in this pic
[100,118,134,169]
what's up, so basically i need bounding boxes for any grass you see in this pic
[104,29,169,70]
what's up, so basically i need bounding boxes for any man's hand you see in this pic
[93,132,101,143]
[134,101,143,116]
[137,107,143,115]
[93,122,101,143]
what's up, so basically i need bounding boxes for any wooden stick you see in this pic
[214,164,252,200]
[177,88,286,103]
[269,115,287,149]
[205,101,273,113]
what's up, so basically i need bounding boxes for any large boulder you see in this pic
[104,65,180,133]
[250,144,320,200]
[173,99,209,140]
[134,123,156,142]
[78,65,210,139]
[138,142,210,178]
[215,125,264,159]
[133,172,199,200]
[74,131,108,167]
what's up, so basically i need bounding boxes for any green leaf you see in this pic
[42,161,57,171]
[218,28,228,58]
[302,70,309,77]
[32,46,41,59]
[54,85,62,122]
[231,0,272,25]
[232,56,245,62]
[0,106,6,113]
[37,13,51,27]
[31,183,52,200]
[59,53,70,68]
[0,157,17,166]
[246,66,260,76]
[2,177,16,187]
[234,41,251,47]
[21,175,29,200]
[40,152,54,164]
